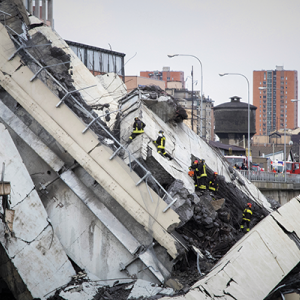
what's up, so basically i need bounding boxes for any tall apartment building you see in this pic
[140,67,185,89]
[253,66,298,136]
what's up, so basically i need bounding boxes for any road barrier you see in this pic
[239,170,300,184]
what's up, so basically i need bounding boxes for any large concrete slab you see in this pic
[120,91,272,212]
[0,123,75,300]
[161,197,300,300]
[0,99,169,283]
[0,22,182,258]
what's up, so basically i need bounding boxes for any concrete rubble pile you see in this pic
[0,1,300,300]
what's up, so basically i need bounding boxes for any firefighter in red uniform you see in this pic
[240,203,253,232]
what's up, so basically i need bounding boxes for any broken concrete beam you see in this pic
[166,180,194,227]
[96,72,127,102]
[0,123,75,299]
[0,22,183,259]
[27,22,119,129]
[0,0,29,35]
[120,97,272,216]
[0,73,181,260]
[0,98,171,283]
[128,279,174,299]
[161,197,300,299]
[143,94,177,123]
[211,198,225,211]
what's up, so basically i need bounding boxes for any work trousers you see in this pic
[198,176,207,190]
[157,148,172,160]
[129,132,143,140]
[240,219,250,232]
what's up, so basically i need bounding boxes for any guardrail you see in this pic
[239,170,300,184]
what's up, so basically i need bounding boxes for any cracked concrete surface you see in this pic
[1,2,300,299]
[159,197,300,300]
[0,123,75,299]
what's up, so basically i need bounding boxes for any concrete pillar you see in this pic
[42,0,46,21]
[48,0,54,28]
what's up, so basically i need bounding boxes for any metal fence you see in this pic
[239,170,300,184]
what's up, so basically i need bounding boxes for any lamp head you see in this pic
[167,54,178,58]
[219,73,228,77]
[258,87,267,90]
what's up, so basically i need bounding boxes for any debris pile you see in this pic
[1,2,300,300]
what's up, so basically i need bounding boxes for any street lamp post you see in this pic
[168,54,203,137]
[219,73,251,177]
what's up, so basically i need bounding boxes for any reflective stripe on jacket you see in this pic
[209,177,219,191]
[132,120,145,133]
[197,163,207,178]
[242,208,252,221]
[200,164,207,178]
[154,135,166,149]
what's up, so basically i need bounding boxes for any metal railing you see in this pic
[4,25,176,211]
[239,170,300,184]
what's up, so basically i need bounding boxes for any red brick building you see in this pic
[140,67,184,89]
[253,66,298,136]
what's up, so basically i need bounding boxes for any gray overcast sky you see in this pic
[54,0,300,123]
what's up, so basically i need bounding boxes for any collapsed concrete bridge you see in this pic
[0,1,299,299]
